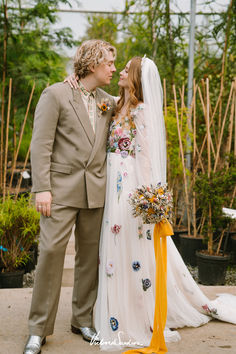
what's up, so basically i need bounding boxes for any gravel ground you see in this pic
[23,270,35,288]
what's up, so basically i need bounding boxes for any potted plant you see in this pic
[0,194,40,288]
[195,161,236,285]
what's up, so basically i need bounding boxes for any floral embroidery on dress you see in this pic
[202,304,218,316]
[142,278,151,291]
[106,260,114,277]
[111,224,121,244]
[146,230,152,240]
[138,224,143,239]
[132,261,141,271]
[118,137,131,150]
[117,171,123,201]
[111,224,121,234]
[110,317,119,331]
[107,105,144,157]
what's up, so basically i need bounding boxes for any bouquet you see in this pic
[128,183,173,224]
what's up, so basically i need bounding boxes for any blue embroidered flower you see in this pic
[146,230,152,240]
[110,317,119,331]
[132,261,141,271]
[117,171,123,201]
[142,278,151,291]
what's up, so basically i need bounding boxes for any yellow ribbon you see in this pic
[122,219,173,354]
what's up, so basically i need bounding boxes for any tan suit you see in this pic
[29,82,115,336]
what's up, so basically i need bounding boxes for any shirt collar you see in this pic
[78,80,96,98]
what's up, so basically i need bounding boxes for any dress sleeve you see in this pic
[134,104,152,186]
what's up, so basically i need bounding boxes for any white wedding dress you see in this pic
[94,104,236,352]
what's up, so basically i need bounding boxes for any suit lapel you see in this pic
[87,89,110,166]
[69,89,95,146]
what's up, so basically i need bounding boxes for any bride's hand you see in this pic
[64,73,79,89]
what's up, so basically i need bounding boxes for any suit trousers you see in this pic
[28,203,104,337]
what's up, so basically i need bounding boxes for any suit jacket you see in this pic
[30,82,116,208]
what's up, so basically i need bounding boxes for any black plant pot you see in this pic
[0,269,25,288]
[24,250,36,274]
[231,235,236,264]
[172,228,188,250]
[180,234,205,266]
[31,242,39,266]
[196,251,230,285]
[24,243,39,273]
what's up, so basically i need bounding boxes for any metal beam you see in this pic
[186,0,197,171]
[7,7,224,16]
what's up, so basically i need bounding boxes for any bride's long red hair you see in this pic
[115,56,143,126]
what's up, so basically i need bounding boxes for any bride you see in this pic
[66,56,236,351]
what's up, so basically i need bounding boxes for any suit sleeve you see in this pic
[30,87,60,193]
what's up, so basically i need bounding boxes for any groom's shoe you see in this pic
[71,325,100,343]
[23,335,46,354]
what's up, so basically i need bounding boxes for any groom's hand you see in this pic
[35,191,52,217]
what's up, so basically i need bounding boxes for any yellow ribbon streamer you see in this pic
[122,219,173,354]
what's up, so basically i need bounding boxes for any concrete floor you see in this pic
[0,286,236,354]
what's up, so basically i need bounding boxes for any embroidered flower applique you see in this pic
[111,224,121,234]
[138,225,143,239]
[111,224,121,244]
[110,317,119,331]
[121,150,128,158]
[142,278,151,291]
[132,261,141,271]
[146,230,152,240]
[202,304,218,316]
[106,260,114,277]
[117,171,123,201]
[118,137,131,151]
[107,119,136,157]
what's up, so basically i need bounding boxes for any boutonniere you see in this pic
[97,99,111,116]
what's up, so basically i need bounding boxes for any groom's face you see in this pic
[92,51,116,86]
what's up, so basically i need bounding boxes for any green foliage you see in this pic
[85,15,118,45]
[165,103,189,181]
[194,155,236,249]
[0,194,40,272]
[81,0,235,103]
[0,0,77,161]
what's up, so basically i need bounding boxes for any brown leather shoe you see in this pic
[71,325,99,343]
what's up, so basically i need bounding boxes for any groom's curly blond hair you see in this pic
[74,40,116,79]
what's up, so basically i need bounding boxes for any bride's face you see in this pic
[118,60,131,88]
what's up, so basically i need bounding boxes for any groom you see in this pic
[24,40,116,354]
